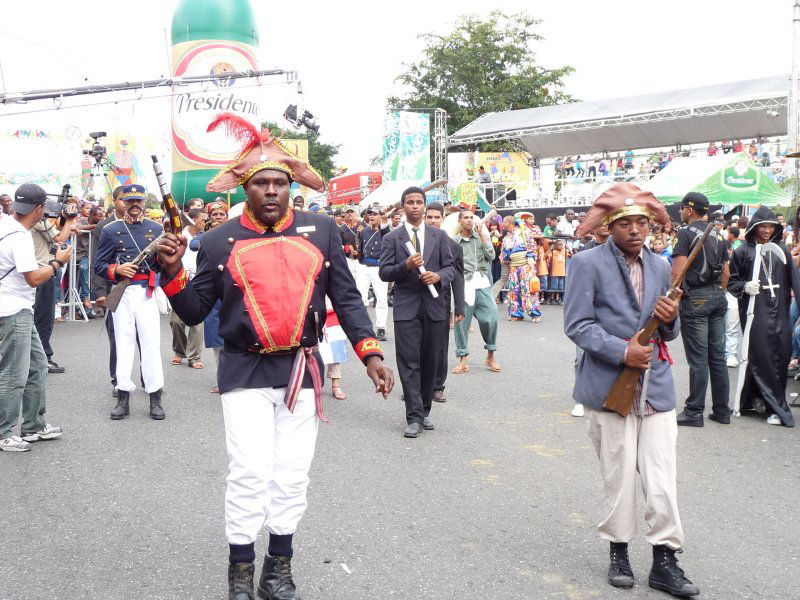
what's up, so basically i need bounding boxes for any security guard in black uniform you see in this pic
[94,184,165,420]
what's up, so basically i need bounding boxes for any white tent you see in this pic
[450,76,788,158]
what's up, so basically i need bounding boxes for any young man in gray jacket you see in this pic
[564,183,699,598]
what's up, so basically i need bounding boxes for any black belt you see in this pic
[223,343,314,356]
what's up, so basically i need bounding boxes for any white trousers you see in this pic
[724,291,740,360]
[346,257,360,282]
[112,284,164,393]
[355,265,388,328]
[587,408,685,549]
[222,387,320,544]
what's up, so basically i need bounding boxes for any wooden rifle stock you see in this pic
[603,220,717,416]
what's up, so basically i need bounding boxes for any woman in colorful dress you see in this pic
[502,211,543,322]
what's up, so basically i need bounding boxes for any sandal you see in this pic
[211,386,220,394]
[485,359,502,373]
[189,360,204,369]
[332,385,347,400]
[172,356,183,365]
[452,363,469,374]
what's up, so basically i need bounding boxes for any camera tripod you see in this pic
[63,138,123,322]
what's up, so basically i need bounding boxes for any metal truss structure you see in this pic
[433,108,448,183]
[449,96,788,147]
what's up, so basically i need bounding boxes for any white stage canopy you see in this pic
[449,76,789,158]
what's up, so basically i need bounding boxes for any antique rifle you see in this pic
[104,235,163,312]
[603,218,717,416]
[152,155,183,233]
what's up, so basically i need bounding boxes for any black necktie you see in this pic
[411,227,420,253]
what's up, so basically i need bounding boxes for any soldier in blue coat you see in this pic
[94,184,165,420]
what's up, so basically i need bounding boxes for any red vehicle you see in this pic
[327,172,382,206]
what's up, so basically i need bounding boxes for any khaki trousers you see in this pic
[587,408,684,549]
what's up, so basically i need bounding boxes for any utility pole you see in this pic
[787,0,800,210]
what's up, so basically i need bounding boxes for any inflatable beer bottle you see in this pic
[170,0,260,206]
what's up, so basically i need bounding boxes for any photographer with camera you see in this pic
[0,184,69,452]
[31,192,78,373]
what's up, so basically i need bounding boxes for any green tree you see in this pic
[261,121,340,182]
[388,11,573,149]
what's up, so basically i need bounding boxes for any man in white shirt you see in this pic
[0,184,70,452]
[169,207,206,368]
[556,209,579,251]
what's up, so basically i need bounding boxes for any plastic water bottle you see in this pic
[170,0,260,207]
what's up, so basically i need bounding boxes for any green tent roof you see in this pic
[645,152,788,206]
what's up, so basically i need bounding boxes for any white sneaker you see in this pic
[21,424,63,442]
[0,436,31,452]
[726,356,738,368]
[767,414,782,426]
[571,403,585,417]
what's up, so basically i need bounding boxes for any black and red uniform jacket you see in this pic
[161,207,383,393]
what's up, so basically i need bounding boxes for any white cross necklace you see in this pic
[763,253,780,299]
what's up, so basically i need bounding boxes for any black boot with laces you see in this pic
[258,555,301,600]
[608,542,634,588]
[149,389,165,420]
[110,390,130,420]
[228,562,255,600]
[648,545,700,597]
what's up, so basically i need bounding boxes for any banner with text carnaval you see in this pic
[382,111,430,182]
[171,40,262,205]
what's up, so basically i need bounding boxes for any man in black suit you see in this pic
[424,202,464,403]
[380,188,455,438]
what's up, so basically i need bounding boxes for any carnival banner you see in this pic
[382,111,430,182]
[447,151,531,207]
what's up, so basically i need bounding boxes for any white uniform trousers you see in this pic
[222,387,320,544]
[112,284,164,393]
[355,264,388,329]
[724,291,740,360]
[587,408,685,550]
[346,257,360,283]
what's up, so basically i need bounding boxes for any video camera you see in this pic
[82,131,108,163]
[43,184,77,219]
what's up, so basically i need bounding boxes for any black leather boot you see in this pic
[257,555,301,600]
[110,390,130,420]
[149,389,165,420]
[608,542,634,588]
[228,562,255,600]
[648,545,700,597]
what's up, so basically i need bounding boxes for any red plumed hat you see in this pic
[205,113,325,193]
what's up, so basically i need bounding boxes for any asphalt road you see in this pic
[2,304,798,600]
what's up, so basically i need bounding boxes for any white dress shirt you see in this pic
[404,221,425,255]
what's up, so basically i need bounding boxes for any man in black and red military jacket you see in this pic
[156,113,394,600]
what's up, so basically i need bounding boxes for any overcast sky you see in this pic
[0,0,794,178]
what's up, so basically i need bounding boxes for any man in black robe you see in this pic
[728,206,800,427]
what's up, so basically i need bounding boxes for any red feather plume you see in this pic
[206,113,270,149]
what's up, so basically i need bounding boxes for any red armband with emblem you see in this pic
[107,264,117,281]
[355,337,383,363]
[161,267,189,297]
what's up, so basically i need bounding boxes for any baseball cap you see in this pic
[344,206,356,214]
[680,192,709,211]
[365,203,381,215]
[11,183,47,215]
